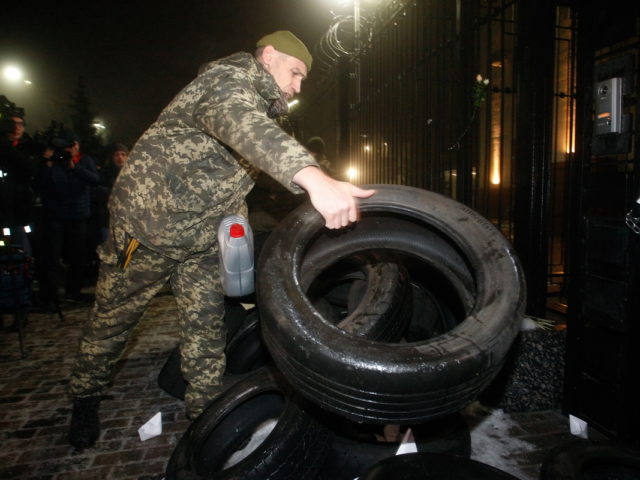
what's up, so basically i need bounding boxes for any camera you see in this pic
[50,148,72,165]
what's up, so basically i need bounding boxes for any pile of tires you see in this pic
[259,184,525,424]
[166,184,526,479]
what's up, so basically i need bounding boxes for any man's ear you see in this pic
[261,44,276,66]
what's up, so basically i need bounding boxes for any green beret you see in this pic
[256,30,313,72]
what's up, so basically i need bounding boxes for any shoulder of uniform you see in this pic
[198,52,256,76]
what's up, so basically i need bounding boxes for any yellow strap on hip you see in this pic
[120,238,140,269]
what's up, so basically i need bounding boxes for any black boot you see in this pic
[68,397,101,449]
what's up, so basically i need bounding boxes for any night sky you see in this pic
[1,1,337,147]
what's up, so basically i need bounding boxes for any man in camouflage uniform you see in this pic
[67,30,375,450]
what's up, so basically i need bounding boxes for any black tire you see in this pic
[315,430,400,480]
[300,215,476,308]
[223,301,253,341]
[540,438,640,480]
[158,345,187,400]
[225,310,271,375]
[257,184,525,424]
[166,366,333,480]
[157,303,251,400]
[227,255,412,376]
[405,282,459,342]
[411,412,471,457]
[159,257,410,397]
[230,250,414,375]
[304,251,413,340]
[316,412,471,480]
[360,452,521,479]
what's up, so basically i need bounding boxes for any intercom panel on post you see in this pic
[595,77,622,135]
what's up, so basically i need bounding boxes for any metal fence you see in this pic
[341,0,523,234]
[298,0,577,314]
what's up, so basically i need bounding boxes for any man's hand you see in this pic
[293,166,376,229]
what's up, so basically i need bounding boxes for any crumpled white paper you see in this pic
[138,412,162,441]
[395,427,418,455]
[569,414,588,439]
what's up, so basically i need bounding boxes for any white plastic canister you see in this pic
[217,215,255,297]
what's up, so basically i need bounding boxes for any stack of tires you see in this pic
[165,185,526,480]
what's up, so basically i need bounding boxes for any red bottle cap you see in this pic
[229,223,245,238]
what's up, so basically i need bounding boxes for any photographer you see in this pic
[0,101,38,254]
[34,130,99,308]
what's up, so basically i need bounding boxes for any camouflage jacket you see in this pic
[108,52,318,261]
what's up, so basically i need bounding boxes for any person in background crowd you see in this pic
[0,103,38,255]
[100,143,129,193]
[30,141,57,312]
[66,30,375,450]
[87,143,130,279]
[34,130,100,309]
[305,136,336,178]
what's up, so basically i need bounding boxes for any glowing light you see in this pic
[287,99,299,109]
[346,167,358,181]
[490,96,501,185]
[3,65,24,82]
[490,153,501,185]
[490,138,501,184]
[364,144,370,152]
[24,79,32,85]
[93,122,106,130]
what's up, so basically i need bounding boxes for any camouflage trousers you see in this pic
[67,226,227,420]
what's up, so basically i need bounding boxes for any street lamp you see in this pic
[92,120,108,140]
[3,65,24,83]
[2,65,32,85]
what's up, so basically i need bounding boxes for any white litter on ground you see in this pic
[138,412,162,441]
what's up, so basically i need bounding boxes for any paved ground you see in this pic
[0,289,187,480]
[0,288,600,480]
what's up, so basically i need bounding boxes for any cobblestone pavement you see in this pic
[0,289,187,480]
[0,289,596,480]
